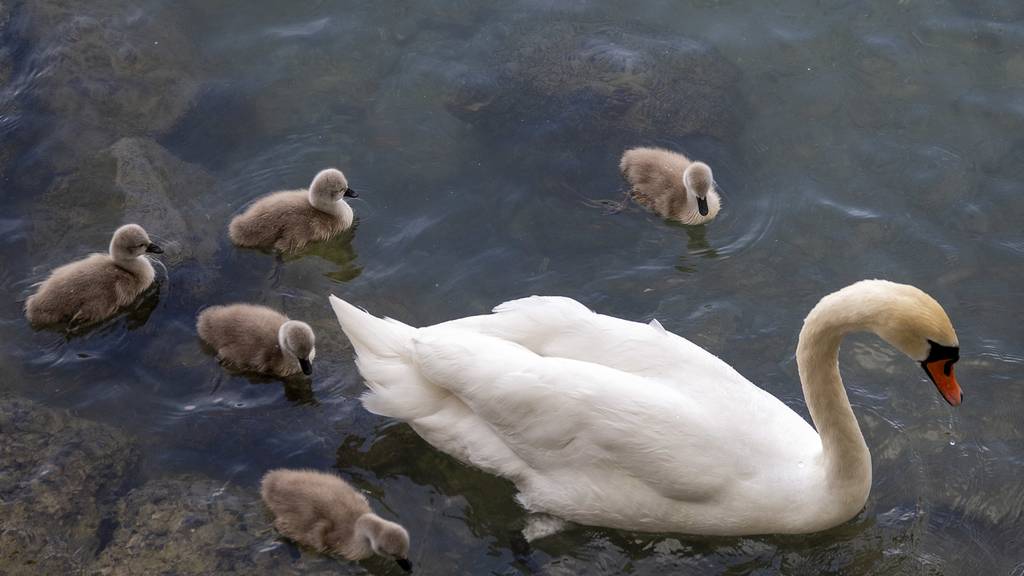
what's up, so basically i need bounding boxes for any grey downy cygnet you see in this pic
[196,304,315,377]
[619,147,721,224]
[228,168,357,253]
[260,469,412,572]
[25,223,163,326]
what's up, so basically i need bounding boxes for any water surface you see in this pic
[1,0,1022,574]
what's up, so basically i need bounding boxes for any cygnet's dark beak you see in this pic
[146,243,164,254]
[396,558,413,572]
[299,358,312,375]
[696,196,709,217]
[343,187,358,198]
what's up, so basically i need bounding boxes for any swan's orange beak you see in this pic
[924,359,962,406]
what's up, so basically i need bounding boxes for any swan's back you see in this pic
[196,304,294,376]
[260,469,368,553]
[229,190,349,252]
[619,147,721,223]
[26,253,154,325]
[620,147,689,211]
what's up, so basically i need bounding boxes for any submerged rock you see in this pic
[173,11,400,153]
[109,138,221,268]
[91,475,353,575]
[447,19,742,148]
[366,31,479,182]
[954,0,1024,23]
[0,396,140,575]
[0,0,16,181]
[16,0,199,166]
[30,138,220,272]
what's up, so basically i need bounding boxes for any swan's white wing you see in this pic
[437,296,751,395]
[411,325,784,503]
[329,295,533,480]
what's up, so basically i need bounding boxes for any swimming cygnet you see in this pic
[228,168,357,253]
[619,147,721,224]
[196,304,315,377]
[261,469,412,572]
[25,223,163,326]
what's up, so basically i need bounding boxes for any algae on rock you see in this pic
[17,0,199,166]
[91,475,354,576]
[0,397,140,575]
[447,18,743,145]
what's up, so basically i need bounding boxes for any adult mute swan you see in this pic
[329,280,962,536]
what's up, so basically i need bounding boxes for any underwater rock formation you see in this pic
[17,0,199,165]
[447,19,743,148]
[31,138,220,272]
[92,475,353,575]
[0,397,140,575]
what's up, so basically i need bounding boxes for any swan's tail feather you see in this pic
[329,295,446,420]
[329,295,414,358]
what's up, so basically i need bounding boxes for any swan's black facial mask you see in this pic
[921,339,961,406]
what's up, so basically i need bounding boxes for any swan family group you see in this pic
[24,146,963,570]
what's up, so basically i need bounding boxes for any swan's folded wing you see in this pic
[330,295,537,483]
[405,398,534,482]
[436,295,749,394]
[411,327,740,501]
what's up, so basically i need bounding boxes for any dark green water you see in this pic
[1,0,1022,574]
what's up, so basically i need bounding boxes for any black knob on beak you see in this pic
[396,558,413,572]
[696,196,709,217]
[146,243,164,254]
[343,188,358,198]
[299,358,312,375]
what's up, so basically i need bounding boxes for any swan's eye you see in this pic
[943,359,955,376]
[922,339,962,406]
[924,339,959,376]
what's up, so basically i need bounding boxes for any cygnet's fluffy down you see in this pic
[229,168,357,253]
[196,304,315,377]
[261,469,412,572]
[619,147,721,224]
[25,223,163,326]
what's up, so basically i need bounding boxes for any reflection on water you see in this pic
[1,0,1023,574]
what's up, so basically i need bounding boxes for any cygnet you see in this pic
[619,147,721,224]
[25,223,163,326]
[196,304,315,377]
[260,468,412,571]
[229,168,357,253]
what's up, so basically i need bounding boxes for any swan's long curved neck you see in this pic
[796,287,876,497]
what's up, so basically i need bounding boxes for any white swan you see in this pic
[328,280,962,536]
